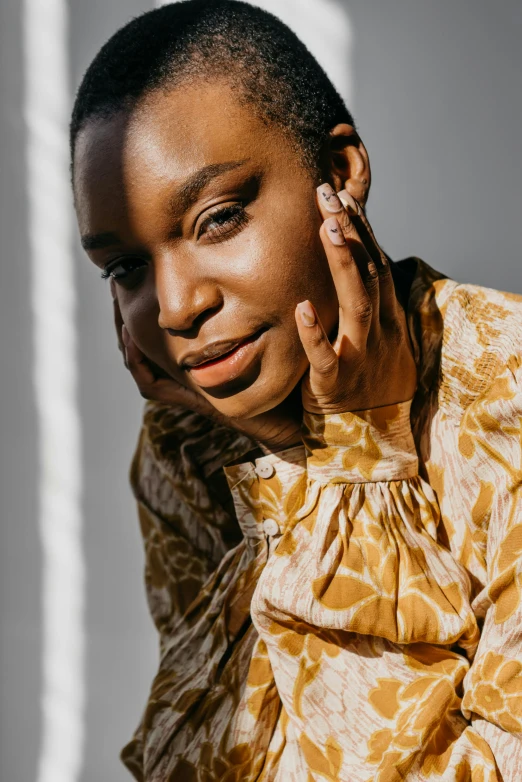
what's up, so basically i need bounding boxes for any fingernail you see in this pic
[297,300,316,327]
[337,189,358,215]
[317,183,343,213]
[324,217,345,245]
[122,324,131,346]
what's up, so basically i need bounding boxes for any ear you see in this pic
[321,123,371,207]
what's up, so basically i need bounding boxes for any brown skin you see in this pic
[74,79,416,448]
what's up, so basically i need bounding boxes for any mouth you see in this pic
[183,328,268,389]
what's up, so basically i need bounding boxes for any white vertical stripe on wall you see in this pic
[155,0,353,105]
[23,1,85,781]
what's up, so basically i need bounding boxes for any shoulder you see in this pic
[438,277,522,414]
[131,402,210,488]
[130,401,255,503]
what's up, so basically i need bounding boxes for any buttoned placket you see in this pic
[253,457,282,554]
[255,446,307,555]
[223,444,307,555]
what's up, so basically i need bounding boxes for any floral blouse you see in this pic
[121,259,522,782]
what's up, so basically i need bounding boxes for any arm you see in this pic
[247,187,520,779]
[460,358,522,780]
[251,399,497,781]
[129,400,258,634]
[251,352,522,780]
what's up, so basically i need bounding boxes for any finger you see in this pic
[338,190,397,322]
[295,300,339,393]
[315,183,353,218]
[365,260,381,337]
[374,254,396,325]
[317,182,376,285]
[120,325,219,416]
[122,326,156,387]
[320,217,373,351]
[337,190,383,269]
[331,192,380,333]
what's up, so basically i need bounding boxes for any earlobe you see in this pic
[326,123,371,206]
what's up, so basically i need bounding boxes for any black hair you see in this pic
[70,0,355,175]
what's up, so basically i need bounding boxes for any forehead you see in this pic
[73,80,284,210]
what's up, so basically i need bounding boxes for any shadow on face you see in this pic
[73,79,339,419]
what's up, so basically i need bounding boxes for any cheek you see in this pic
[118,286,185,379]
[248,202,332,306]
[118,287,156,345]
[267,217,337,332]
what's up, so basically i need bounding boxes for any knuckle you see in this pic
[351,298,373,324]
[366,268,380,291]
[387,319,404,344]
[378,259,392,278]
[335,256,354,273]
[310,328,329,349]
[338,211,356,237]
[317,356,338,376]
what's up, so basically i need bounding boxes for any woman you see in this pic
[71,1,522,779]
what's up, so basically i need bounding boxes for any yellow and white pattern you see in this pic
[121,259,522,781]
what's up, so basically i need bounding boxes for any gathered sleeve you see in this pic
[128,401,255,637]
[458,358,522,780]
[249,377,522,780]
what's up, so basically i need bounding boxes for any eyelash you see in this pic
[197,202,250,242]
[101,202,250,283]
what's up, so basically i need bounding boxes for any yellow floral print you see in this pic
[463,651,522,733]
[120,260,522,781]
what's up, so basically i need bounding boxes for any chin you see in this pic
[202,366,302,422]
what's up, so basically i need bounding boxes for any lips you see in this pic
[181,337,251,369]
[182,328,267,389]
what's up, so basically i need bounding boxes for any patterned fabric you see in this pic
[120,259,522,781]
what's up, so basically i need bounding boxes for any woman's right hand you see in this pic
[111,282,302,452]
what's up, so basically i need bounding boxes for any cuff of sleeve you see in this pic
[302,400,418,484]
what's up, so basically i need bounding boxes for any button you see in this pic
[255,462,275,479]
[262,518,280,537]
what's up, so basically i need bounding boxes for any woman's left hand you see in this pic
[295,185,417,415]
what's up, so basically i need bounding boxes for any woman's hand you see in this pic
[110,279,302,451]
[109,182,416,446]
[295,184,417,414]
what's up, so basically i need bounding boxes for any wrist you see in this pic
[302,400,418,483]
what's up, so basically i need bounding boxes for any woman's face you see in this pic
[74,80,338,419]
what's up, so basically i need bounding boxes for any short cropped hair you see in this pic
[70,0,355,174]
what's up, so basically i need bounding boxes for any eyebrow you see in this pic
[80,159,250,252]
[80,231,120,251]
[171,159,250,215]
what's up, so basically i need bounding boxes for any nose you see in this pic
[155,252,223,334]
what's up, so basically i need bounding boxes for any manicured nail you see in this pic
[337,189,359,215]
[297,300,316,327]
[324,217,345,245]
[317,183,343,213]
[122,324,131,346]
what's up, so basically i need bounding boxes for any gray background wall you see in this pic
[1,1,520,781]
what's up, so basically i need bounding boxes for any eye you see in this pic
[101,258,148,290]
[197,202,250,243]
